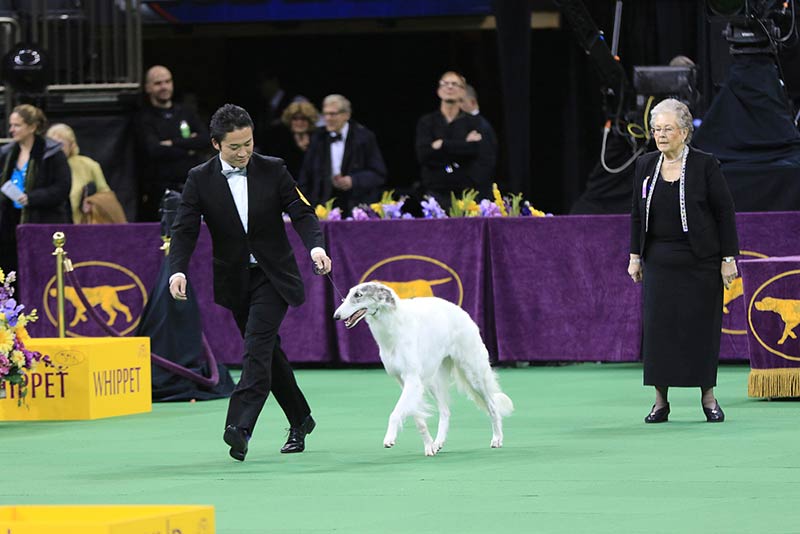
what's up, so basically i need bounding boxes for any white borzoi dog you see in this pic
[333,282,513,456]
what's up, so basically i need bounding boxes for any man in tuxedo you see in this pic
[168,104,332,462]
[298,94,386,213]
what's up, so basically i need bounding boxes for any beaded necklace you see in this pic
[645,145,689,233]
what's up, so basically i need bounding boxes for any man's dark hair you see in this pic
[209,103,254,143]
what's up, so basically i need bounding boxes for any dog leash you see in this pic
[314,265,347,302]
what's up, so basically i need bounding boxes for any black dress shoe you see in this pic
[223,425,249,461]
[280,415,316,454]
[644,403,670,423]
[703,401,725,423]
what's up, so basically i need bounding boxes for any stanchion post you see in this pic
[52,231,67,338]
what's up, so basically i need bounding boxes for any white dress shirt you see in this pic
[329,122,349,177]
[168,155,326,286]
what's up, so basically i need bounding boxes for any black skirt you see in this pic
[641,177,723,388]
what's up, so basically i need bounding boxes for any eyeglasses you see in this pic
[322,110,344,117]
[439,80,464,89]
[651,126,678,135]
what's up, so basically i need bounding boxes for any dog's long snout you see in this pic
[333,311,341,320]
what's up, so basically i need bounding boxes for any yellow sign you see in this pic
[0,337,152,420]
[360,254,464,305]
[747,269,800,362]
[0,505,214,534]
[41,261,148,337]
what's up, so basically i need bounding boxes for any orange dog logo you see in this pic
[754,296,800,345]
[49,285,136,327]
[373,278,452,299]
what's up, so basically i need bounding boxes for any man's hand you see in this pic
[332,174,353,191]
[466,130,482,142]
[170,274,187,300]
[159,139,173,146]
[628,257,643,283]
[431,139,443,150]
[311,250,332,275]
[17,193,28,207]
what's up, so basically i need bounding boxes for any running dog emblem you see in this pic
[49,285,136,327]
[723,278,743,314]
[754,296,800,345]
[373,278,452,299]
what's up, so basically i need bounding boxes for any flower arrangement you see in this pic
[0,269,51,404]
[308,183,550,221]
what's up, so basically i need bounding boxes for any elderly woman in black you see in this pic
[0,104,71,272]
[628,98,739,423]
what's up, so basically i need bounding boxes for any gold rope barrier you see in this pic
[51,231,73,338]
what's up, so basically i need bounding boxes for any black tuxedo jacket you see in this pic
[630,146,739,260]
[297,121,386,211]
[169,153,324,311]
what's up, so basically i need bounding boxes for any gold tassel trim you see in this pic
[748,367,800,398]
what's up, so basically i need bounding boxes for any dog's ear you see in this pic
[376,285,397,308]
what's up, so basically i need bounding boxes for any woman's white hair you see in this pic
[650,98,694,143]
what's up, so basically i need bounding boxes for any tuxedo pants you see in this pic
[226,267,311,434]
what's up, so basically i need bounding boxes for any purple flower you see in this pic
[1,298,23,327]
[479,199,502,217]
[327,208,342,221]
[350,207,370,221]
[421,196,447,219]
[382,203,404,220]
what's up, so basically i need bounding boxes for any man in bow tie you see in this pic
[168,103,332,462]
[298,94,386,213]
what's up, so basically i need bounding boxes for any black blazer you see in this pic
[630,146,739,260]
[0,136,71,226]
[297,121,386,212]
[169,153,324,311]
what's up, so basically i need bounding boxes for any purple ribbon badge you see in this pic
[642,176,650,199]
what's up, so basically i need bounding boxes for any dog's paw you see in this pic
[383,440,395,448]
[432,440,445,452]
[424,443,439,456]
[490,438,503,448]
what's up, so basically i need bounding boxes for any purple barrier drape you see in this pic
[326,219,490,363]
[488,216,642,362]
[15,212,800,365]
[739,256,800,397]
[16,223,332,365]
[486,213,800,362]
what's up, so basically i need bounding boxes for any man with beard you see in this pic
[134,65,209,221]
[415,71,486,209]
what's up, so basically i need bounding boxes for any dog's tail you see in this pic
[451,358,514,418]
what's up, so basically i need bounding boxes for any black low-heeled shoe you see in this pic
[644,403,670,423]
[703,401,725,423]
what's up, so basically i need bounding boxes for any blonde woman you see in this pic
[47,123,123,224]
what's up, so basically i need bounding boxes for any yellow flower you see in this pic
[15,325,30,344]
[10,350,25,369]
[315,204,329,220]
[492,184,508,216]
[0,326,13,354]
[370,203,384,218]
[0,268,4,284]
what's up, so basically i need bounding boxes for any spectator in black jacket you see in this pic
[298,94,386,213]
[415,71,488,208]
[134,65,209,221]
[0,105,71,273]
[462,84,497,199]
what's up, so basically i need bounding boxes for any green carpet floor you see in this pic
[2,363,799,533]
